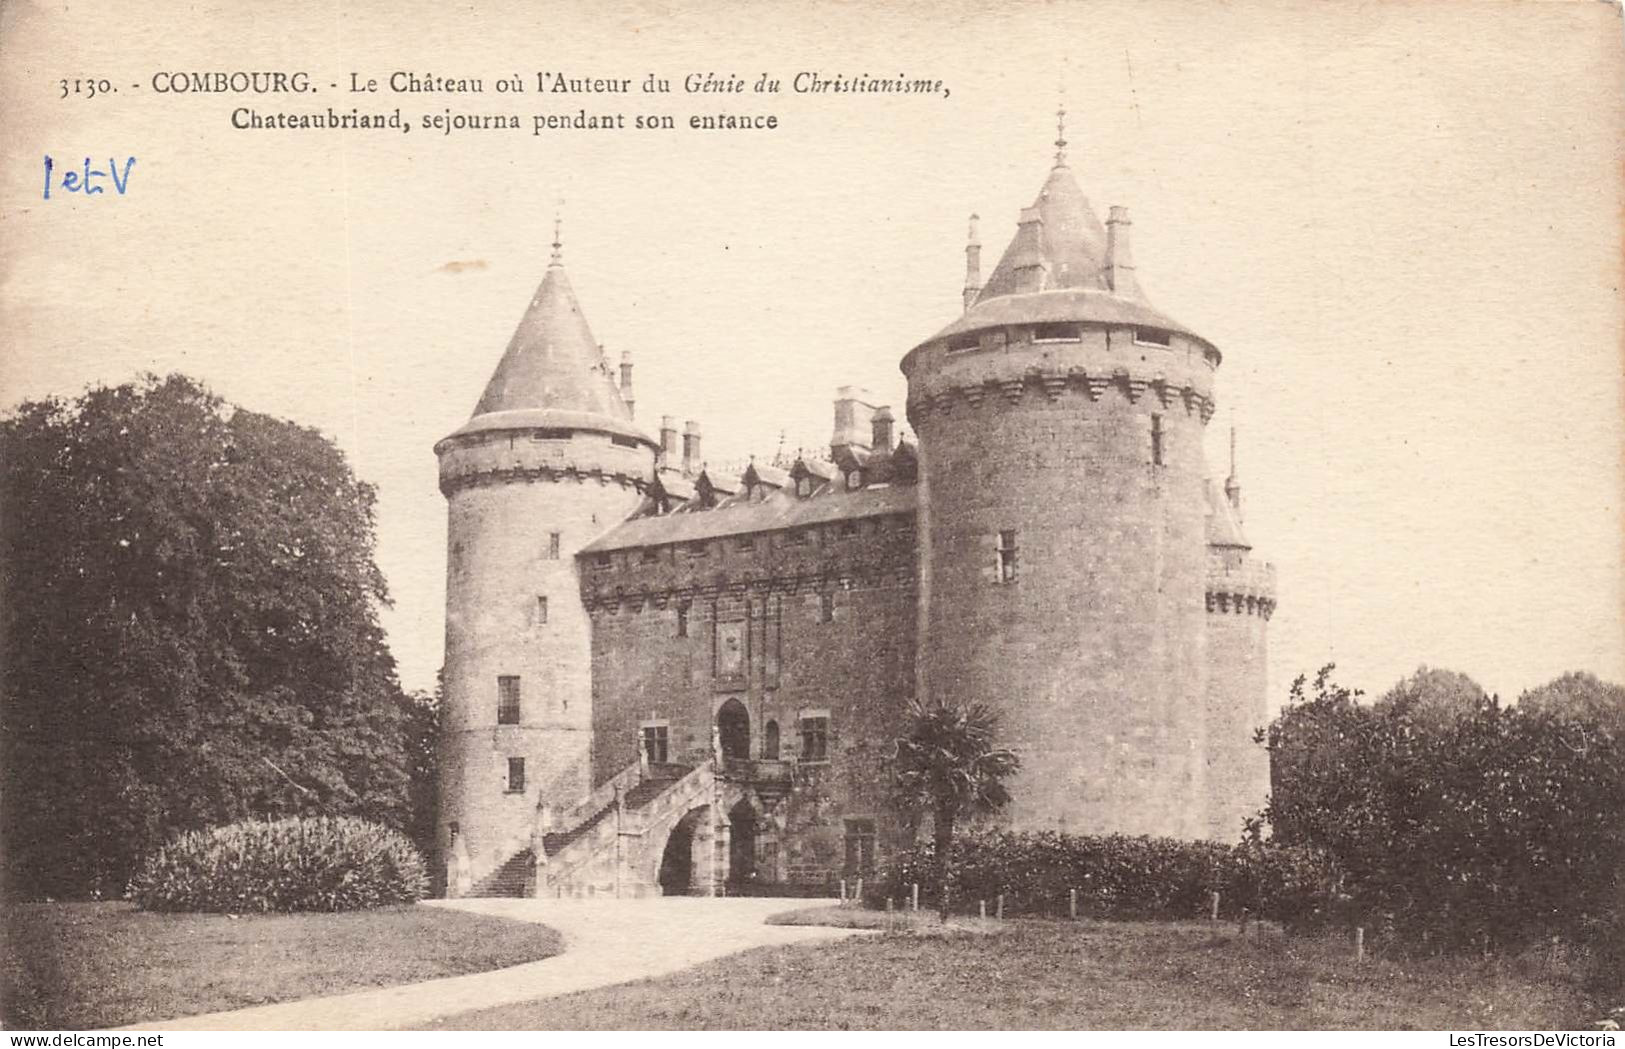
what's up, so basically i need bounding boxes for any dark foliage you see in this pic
[1262,664,1625,986]
[1,375,418,899]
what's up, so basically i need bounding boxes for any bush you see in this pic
[870,830,1338,925]
[127,816,427,912]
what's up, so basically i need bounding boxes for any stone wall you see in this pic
[437,426,653,884]
[1203,556,1275,840]
[906,324,1217,839]
[583,508,918,886]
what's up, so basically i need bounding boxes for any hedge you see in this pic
[127,815,428,912]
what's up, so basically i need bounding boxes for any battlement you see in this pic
[903,324,1216,426]
[1205,558,1277,618]
[437,426,653,497]
[580,508,916,613]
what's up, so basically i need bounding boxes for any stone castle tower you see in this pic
[434,228,657,882]
[435,122,1276,897]
[902,120,1221,838]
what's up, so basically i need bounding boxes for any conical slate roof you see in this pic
[911,153,1218,359]
[472,260,633,421]
[975,163,1110,300]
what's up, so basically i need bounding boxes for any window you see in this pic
[763,720,780,760]
[846,470,863,490]
[839,520,858,537]
[536,595,548,624]
[1151,413,1165,466]
[737,537,755,552]
[997,530,1018,583]
[640,723,669,765]
[506,757,526,793]
[611,434,639,448]
[946,333,979,353]
[497,675,521,724]
[530,428,570,441]
[677,600,691,638]
[548,532,562,560]
[819,591,835,623]
[795,475,813,498]
[593,553,611,569]
[641,547,659,563]
[688,541,708,558]
[844,818,876,877]
[1134,328,1172,347]
[800,714,830,763]
[1032,322,1078,342]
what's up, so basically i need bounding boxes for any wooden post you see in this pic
[997,893,1005,920]
[1069,887,1078,920]
[911,883,919,911]
[1355,926,1365,964]
[1210,891,1221,921]
[979,899,986,920]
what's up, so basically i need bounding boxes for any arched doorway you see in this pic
[658,808,705,895]
[717,698,750,761]
[727,799,756,888]
[762,720,780,760]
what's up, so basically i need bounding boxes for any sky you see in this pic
[3,0,1622,711]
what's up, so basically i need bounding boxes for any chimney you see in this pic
[1012,206,1049,293]
[871,406,895,456]
[618,349,634,418]
[682,419,701,476]
[1105,206,1142,300]
[830,386,876,460]
[962,213,981,311]
[659,415,679,467]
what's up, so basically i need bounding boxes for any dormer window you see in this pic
[796,475,813,498]
[846,470,863,490]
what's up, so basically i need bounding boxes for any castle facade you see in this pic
[435,137,1276,898]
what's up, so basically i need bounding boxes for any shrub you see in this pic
[127,816,427,912]
[870,829,1336,925]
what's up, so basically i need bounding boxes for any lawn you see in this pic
[2,901,563,1030]
[427,907,1597,1030]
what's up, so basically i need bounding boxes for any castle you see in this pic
[435,123,1277,898]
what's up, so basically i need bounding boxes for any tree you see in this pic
[1374,665,1492,733]
[1518,671,1625,733]
[1,374,417,899]
[893,697,1020,919]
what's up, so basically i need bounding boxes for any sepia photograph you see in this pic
[1,0,1622,1035]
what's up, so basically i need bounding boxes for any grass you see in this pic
[1,901,563,1030]
[427,910,1598,1030]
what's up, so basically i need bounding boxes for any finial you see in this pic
[1054,102,1068,166]
[550,205,563,263]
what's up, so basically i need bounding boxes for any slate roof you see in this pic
[913,160,1218,359]
[1205,479,1250,549]
[581,482,916,553]
[469,257,640,426]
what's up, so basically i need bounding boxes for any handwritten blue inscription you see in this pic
[42,156,136,199]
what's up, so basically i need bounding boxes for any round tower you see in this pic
[435,232,656,889]
[1202,435,1276,839]
[902,124,1223,838]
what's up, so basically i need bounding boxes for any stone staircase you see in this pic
[460,761,714,899]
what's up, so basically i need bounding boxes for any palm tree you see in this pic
[893,697,1021,920]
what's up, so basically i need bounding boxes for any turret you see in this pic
[902,116,1237,840]
[435,225,656,892]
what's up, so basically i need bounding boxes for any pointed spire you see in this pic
[1224,426,1242,513]
[470,231,634,421]
[1054,101,1068,167]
